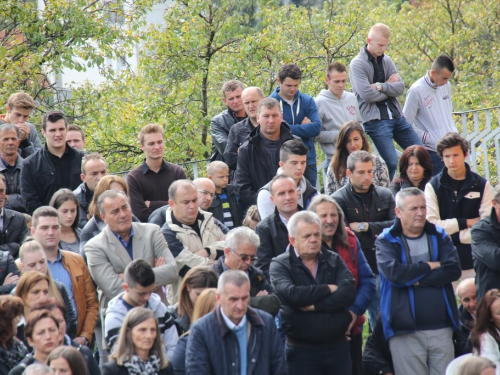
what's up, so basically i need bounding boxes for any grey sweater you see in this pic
[314,89,361,158]
[349,47,405,123]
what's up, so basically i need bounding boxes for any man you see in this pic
[309,195,375,375]
[186,270,287,375]
[270,211,356,375]
[66,124,86,151]
[403,55,456,174]
[315,62,362,164]
[270,64,321,186]
[127,123,187,222]
[161,180,227,304]
[73,153,108,229]
[105,259,178,359]
[213,227,280,316]
[235,97,297,209]
[455,278,476,355]
[0,175,29,258]
[193,177,216,211]
[471,184,500,301]
[257,139,317,219]
[224,87,265,171]
[31,206,99,347]
[350,23,423,179]
[0,92,42,158]
[255,174,299,280]
[0,250,19,295]
[210,80,247,162]
[376,187,461,375]
[0,124,26,212]
[85,190,178,313]
[425,132,492,280]
[332,150,395,330]
[21,110,85,215]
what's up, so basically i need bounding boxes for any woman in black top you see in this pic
[390,145,433,196]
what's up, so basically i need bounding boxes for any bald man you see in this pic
[224,87,265,171]
[193,178,216,211]
[454,278,476,356]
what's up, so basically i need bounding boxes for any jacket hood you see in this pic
[271,85,301,101]
[317,89,347,101]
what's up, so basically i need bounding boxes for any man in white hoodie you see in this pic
[315,62,361,164]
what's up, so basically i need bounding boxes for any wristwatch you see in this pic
[358,222,366,232]
[375,82,382,91]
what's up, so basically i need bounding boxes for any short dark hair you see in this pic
[269,174,296,196]
[124,259,156,288]
[42,110,67,131]
[432,55,455,73]
[347,150,374,172]
[257,97,280,115]
[280,139,309,162]
[32,206,59,229]
[436,132,468,158]
[327,62,346,78]
[221,80,245,98]
[278,64,302,82]
[24,309,59,340]
[67,124,85,140]
[168,179,196,203]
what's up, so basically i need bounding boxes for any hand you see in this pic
[387,73,399,83]
[347,310,357,334]
[16,123,30,141]
[145,200,150,208]
[328,284,338,293]
[413,281,419,286]
[349,222,360,232]
[154,257,165,267]
[3,273,19,285]
[299,305,315,312]
[301,117,311,124]
[467,217,480,228]
[256,290,268,296]
[427,261,441,270]
[195,249,209,257]
[73,337,88,346]
[370,83,377,90]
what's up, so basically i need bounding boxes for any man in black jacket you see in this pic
[213,227,280,316]
[255,174,299,280]
[472,183,500,301]
[270,211,356,375]
[332,150,395,330]
[235,97,297,210]
[21,111,84,215]
[0,250,20,294]
[224,87,264,171]
[0,175,29,258]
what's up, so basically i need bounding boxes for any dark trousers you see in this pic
[286,340,352,375]
[304,163,318,187]
[350,333,363,375]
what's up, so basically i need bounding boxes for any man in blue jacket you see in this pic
[270,64,321,186]
[376,187,461,375]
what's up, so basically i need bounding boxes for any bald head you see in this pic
[457,278,477,318]
[193,178,216,210]
[241,87,265,122]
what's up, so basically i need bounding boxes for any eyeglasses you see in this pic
[230,248,258,262]
[197,189,215,199]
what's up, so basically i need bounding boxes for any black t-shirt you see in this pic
[448,176,464,195]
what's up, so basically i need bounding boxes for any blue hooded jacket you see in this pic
[270,86,321,165]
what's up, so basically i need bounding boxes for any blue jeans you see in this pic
[367,274,380,332]
[364,117,423,180]
[428,149,445,176]
[304,163,318,187]
[286,340,352,375]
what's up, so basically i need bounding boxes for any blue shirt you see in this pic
[221,309,247,375]
[112,227,135,260]
[48,250,77,316]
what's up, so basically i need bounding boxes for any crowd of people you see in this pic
[0,21,498,375]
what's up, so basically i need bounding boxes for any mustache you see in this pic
[324,223,336,229]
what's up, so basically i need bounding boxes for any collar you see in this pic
[279,213,289,226]
[171,210,204,228]
[364,45,384,62]
[424,71,438,89]
[220,307,247,330]
[293,247,323,262]
[45,143,71,157]
[54,249,63,262]
[141,159,169,174]
[112,226,134,243]
[0,156,18,168]
[0,208,4,218]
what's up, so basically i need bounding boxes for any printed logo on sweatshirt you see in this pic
[347,105,356,116]
[423,95,434,109]
[442,95,450,101]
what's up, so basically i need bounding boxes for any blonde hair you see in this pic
[207,161,229,176]
[7,92,35,111]
[191,288,217,323]
[368,23,391,39]
[139,124,164,145]
[88,175,129,217]
[456,356,496,375]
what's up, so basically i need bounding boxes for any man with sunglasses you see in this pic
[213,227,280,316]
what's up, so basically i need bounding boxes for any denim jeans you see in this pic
[367,274,380,332]
[428,149,445,176]
[364,117,423,180]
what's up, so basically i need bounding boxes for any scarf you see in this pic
[123,354,161,375]
[0,337,29,370]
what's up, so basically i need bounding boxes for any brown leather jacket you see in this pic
[60,250,99,343]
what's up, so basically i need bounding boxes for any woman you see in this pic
[31,298,100,375]
[471,289,500,374]
[16,240,78,339]
[102,307,172,375]
[168,267,218,334]
[80,175,137,258]
[172,288,217,375]
[457,356,496,375]
[326,121,390,195]
[0,296,28,375]
[242,205,260,230]
[48,346,88,375]
[390,145,433,196]
[8,310,60,375]
[50,189,81,253]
